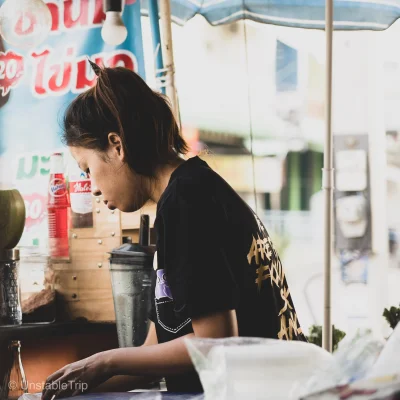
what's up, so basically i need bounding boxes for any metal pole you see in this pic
[148,0,166,95]
[159,0,179,119]
[367,33,389,337]
[322,0,334,353]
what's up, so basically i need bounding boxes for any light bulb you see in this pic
[0,0,52,50]
[101,11,127,46]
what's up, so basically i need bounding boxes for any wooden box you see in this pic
[53,197,156,322]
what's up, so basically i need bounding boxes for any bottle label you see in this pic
[70,180,93,214]
[70,180,91,194]
[49,178,67,198]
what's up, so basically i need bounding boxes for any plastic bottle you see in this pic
[47,153,70,259]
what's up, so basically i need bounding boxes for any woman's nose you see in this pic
[90,176,101,197]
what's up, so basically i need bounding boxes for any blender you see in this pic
[109,214,156,348]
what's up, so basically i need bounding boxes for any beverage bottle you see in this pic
[68,162,93,229]
[1,341,28,400]
[47,153,70,259]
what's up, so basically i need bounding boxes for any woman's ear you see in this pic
[107,133,125,161]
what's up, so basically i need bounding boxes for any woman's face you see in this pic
[70,142,150,213]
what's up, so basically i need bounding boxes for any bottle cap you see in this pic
[68,159,88,181]
[50,153,64,174]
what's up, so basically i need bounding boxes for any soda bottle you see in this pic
[68,162,93,229]
[47,153,70,259]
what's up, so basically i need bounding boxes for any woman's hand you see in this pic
[41,351,112,400]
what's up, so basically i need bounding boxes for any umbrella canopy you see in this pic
[142,0,400,29]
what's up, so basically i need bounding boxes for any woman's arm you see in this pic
[41,310,237,400]
[143,321,159,346]
[104,309,238,377]
[91,322,160,392]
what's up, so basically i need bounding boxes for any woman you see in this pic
[42,65,306,400]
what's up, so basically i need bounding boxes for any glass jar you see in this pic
[0,249,22,326]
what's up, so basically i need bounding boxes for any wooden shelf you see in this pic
[121,202,157,230]
[0,320,117,342]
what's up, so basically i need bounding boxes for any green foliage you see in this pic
[383,304,400,330]
[307,325,346,351]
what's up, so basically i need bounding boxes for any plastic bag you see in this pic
[368,323,400,378]
[19,394,41,400]
[184,337,333,400]
[299,329,385,399]
[302,374,400,400]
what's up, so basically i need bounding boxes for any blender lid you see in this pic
[109,243,155,258]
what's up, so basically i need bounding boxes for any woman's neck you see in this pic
[149,158,185,203]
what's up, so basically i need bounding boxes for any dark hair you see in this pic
[62,66,188,177]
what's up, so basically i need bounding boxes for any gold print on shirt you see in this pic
[247,235,285,290]
[278,287,293,316]
[278,312,302,340]
[247,213,303,340]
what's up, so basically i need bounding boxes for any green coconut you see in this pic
[0,189,26,249]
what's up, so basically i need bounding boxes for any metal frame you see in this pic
[323,0,334,352]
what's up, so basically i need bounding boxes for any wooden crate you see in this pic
[120,201,157,230]
[55,271,116,322]
[53,197,157,322]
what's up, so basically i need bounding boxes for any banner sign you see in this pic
[0,0,146,247]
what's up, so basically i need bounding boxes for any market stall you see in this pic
[1,0,400,399]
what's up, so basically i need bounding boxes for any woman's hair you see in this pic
[62,66,188,177]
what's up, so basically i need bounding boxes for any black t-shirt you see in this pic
[149,156,307,392]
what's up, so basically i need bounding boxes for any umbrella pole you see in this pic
[148,0,166,95]
[322,0,334,353]
[159,0,179,119]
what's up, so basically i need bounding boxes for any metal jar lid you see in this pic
[0,249,20,261]
[109,243,155,267]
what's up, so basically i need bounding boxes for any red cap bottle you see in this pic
[47,153,70,259]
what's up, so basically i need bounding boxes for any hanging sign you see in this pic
[0,0,146,247]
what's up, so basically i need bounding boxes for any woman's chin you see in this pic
[117,196,150,213]
[120,204,144,213]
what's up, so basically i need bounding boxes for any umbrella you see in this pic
[150,0,399,352]
[144,0,400,29]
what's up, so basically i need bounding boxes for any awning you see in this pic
[142,0,400,30]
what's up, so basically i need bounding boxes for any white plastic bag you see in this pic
[184,337,332,400]
[299,329,385,399]
[368,323,400,378]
